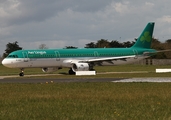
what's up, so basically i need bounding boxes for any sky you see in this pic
[1,0,171,55]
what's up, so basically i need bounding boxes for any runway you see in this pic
[0,78,124,83]
[0,76,171,83]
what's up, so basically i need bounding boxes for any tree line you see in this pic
[85,39,135,48]
[2,38,171,59]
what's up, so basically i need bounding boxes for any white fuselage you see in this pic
[2,55,148,69]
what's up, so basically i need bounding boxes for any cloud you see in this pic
[1,0,171,55]
[0,0,113,27]
[112,1,130,14]
[157,15,171,23]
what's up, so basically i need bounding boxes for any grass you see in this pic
[0,83,171,120]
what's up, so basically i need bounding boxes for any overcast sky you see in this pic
[1,0,171,55]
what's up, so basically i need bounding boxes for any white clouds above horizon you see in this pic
[1,0,171,54]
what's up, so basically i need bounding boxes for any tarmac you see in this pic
[0,74,171,83]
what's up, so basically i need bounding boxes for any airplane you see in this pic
[2,22,156,76]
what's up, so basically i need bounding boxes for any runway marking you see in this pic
[112,78,171,82]
[0,76,18,79]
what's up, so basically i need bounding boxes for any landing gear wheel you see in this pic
[19,68,24,77]
[90,68,95,71]
[68,69,75,75]
[19,72,24,77]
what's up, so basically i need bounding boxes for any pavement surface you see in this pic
[0,75,171,83]
[0,77,124,83]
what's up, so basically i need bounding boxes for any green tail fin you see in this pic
[131,22,155,49]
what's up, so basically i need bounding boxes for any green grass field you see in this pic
[1,83,171,120]
[1,64,171,119]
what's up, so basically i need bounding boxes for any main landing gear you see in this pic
[68,68,75,75]
[19,68,24,77]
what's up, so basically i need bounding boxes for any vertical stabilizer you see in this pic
[131,22,155,49]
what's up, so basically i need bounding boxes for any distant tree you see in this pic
[151,51,167,59]
[151,38,167,59]
[85,42,96,48]
[134,38,138,41]
[109,40,123,48]
[151,38,163,50]
[64,46,78,49]
[163,39,171,59]
[3,41,22,58]
[122,41,135,48]
[39,44,48,49]
[165,39,171,43]
[96,39,110,48]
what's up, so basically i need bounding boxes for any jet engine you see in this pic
[42,67,59,73]
[72,63,89,72]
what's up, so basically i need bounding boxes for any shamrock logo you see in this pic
[140,31,151,43]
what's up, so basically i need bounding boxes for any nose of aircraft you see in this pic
[2,59,8,67]
[2,59,13,68]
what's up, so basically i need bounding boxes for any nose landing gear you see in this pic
[19,68,24,76]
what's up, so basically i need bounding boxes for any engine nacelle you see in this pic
[72,63,89,72]
[42,67,59,73]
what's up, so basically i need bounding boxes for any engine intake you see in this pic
[72,63,89,72]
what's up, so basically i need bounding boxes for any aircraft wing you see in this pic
[80,55,136,64]
[63,55,136,66]
[143,49,171,56]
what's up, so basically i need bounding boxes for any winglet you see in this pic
[131,22,155,49]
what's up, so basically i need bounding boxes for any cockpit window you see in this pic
[7,55,18,58]
[15,55,18,58]
[7,55,13,58]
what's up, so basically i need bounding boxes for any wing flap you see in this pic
[82,55,136,63]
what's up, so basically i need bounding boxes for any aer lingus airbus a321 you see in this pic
[2,22,156,76]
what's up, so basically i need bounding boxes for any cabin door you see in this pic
[22,52,29,62]
[133,50,138,59]
[94,51,99,58]
[55,51,60,61]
